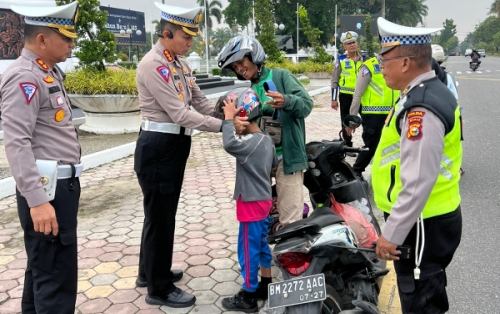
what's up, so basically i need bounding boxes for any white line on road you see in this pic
[477,71,482,73]
[456,71,462,74]
[486,70,491,72]
[466,71,471,74]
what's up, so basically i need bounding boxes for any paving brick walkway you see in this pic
[0,92,370,314]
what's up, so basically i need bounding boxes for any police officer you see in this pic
[134,2,223,308]
[331,31,363,153]
[347,56,399,179]
[1,2,81,313]
[373,18,463,313]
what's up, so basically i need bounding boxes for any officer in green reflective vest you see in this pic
[331,31,363,152]
[347,56,399,180]
[372,18,463,314]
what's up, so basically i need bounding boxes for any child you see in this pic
[219,88,277,312]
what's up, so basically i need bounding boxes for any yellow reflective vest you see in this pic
[361,58,400,114]
[339,55,362,95]
[372,79,462,219]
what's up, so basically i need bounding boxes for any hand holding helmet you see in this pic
[222,97,244,119]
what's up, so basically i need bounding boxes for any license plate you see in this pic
[268,273,326,309]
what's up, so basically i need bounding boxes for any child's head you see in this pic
[215,87,262,134]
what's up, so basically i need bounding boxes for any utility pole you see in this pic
[296,3,299,55]
[334,4,337,60]
[204,1,209,73]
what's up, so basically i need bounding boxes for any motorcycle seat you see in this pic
[266,205,344,244]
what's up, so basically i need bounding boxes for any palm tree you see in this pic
[196,0,223,64]
[489,0,500,17]
[211,28,234,54]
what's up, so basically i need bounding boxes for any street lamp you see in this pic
[274,23,285,31]
[120,25,142,62]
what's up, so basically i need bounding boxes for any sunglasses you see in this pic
[377,55,414,64]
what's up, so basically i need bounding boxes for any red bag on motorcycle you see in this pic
[329,194,379,248]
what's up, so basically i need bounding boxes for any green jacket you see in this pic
[256,67,313,174]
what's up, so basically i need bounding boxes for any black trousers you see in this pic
[134,130,191,298]
[385,207,462,314]
[352,113,387,173]
[17,178,80,314]
[339,93,353,146]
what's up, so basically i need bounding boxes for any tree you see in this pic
[364,13,375,58]
[255,0,281,62]
[211,28,234,55]
[222,0,253,29]
[489,0,500,17]
[57,0,116,71]
[196,0,222,63]
[298,5,330,63]
[383,0,428,26]
[438,19,457,51]
[368,0,386,18]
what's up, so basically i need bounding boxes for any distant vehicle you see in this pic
[465,48,472,57]
[478,49,486,58]
[449,50,457,56]
[431,44,445,63]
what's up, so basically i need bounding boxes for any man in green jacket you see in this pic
[218,35,313,228]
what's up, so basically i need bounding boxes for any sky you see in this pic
[99,0,494,42]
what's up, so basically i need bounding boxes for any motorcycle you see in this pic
[265,116,390,314]
[470,60,479,72]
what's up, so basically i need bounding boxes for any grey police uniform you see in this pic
[134,40,221,299]
[1,43,81,314]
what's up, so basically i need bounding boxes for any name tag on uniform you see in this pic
[344,61,352,69]
[49,86,61,94]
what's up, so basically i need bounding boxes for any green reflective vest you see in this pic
[361,58,400,114]
[339,56,362,95]
[372,86,462,219]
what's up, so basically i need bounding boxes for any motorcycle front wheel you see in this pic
[321,284,344,314]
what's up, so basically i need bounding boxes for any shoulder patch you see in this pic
[362,67,370,77]
[19,82,38,105]
[35,58,49,71]
[406,111,425,141]
[156,66,170,83]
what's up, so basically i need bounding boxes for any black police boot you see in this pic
[145,288,196,308]
[221,289,258,313]
[136,269,183,287]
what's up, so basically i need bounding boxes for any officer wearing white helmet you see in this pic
[0,2,81,313]
[372,18,463,313]
[331,31,363,153]
[134,2,224,308]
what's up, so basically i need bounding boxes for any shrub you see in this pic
[65,69,137,95]
[266,59,334,74]
[117,62,137,70]
[212,68,222,76]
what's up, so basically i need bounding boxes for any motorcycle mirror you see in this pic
[343,115,362,129]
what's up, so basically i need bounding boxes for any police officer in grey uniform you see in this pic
[372,18,463,313]
[134,2,223,308]
[0,2,81,313]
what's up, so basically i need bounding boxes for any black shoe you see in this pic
[136,270,183,287]
[346,152,357,157]
[221,290,258,313]
[145,288,196,308]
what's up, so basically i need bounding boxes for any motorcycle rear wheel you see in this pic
[321,284,344,314]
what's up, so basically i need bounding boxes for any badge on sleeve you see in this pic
[19,82,38,105]
[179,93,184,100]
[156,66,170,83]
[406,111,425,141]
[43,76,55,83]
[35,58,49,71]
[335,61,339,69]
[55,109,65,122]
[163,50,174,63]
[362,67,370,77]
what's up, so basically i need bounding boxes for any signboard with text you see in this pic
[100,6,146,46]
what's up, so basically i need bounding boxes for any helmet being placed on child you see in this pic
[213,87,263,121]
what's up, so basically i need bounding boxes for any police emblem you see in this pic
[43,76,55,83]
[194,10,203,23]
[179,93,184,100]
[156,66,170,83]
[178,83,184,91]
[406,111,425,141]
[346,32,352,39]
[19,83,38,105]
[35,58,49,71]
[362,67,370,77]
[374,64,382,73]
[163,50,174,63]
[345,60,352,69]
[55,109,65,122]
